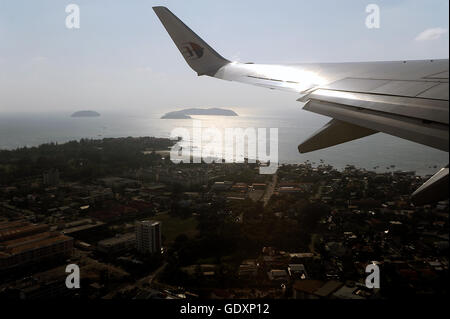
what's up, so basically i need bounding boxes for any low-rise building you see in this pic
[267,269,289,283]
[238,264,258,279]
[97,233,136,255]
[288,264,308,280]
[0,221,49,242]
[0,232,73,271]
[212,181,233,192]
[0,265,76,299]
[332,285,366,299]
[314,280,344,298]
[292,280,323,299]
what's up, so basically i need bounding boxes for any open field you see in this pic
[153,213,199,245]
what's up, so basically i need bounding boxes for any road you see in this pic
[262,174,278,207]
[101,262,168,298]
[136,262,167,288]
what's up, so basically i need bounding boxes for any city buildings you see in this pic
[0,137,448,299]
[43,169,60,187]
[97,233,136,255]
[0,221,73,272]
[0,221,49,241]
[135,220,162,254]
[156,167,208,188]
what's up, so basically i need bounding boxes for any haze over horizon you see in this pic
[0,0,448,115]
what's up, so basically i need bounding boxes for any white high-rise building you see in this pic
[135,220,161,254]
[43,169,60,186]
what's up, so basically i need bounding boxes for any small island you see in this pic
[71,110,101,118]
[161,108,238,119]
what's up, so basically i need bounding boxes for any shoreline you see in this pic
[0,136,438,178]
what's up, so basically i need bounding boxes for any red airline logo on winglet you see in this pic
[181,42,204,60]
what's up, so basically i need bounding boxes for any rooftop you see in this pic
[137,220,161,227]
[0,223,49,241]
[98,233,135,246]
[293,280,324,294]
[314,280,344,297]
[0,232,73,256]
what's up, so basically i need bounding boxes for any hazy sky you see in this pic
[0,0,448,115]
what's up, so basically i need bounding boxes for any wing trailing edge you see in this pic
[301,97,449,152]
[298,119,377,153]
[412,166,449,206]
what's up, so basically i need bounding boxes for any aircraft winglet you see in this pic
[153,6,229,76]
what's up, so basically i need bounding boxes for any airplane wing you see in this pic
[153,6,449,205]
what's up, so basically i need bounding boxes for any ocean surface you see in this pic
[0,112,448,176]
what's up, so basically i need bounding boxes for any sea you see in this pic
[0,111,448,176]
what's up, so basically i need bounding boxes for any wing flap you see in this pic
[323,78,391,92]
[298,119,377,153]
[411,166,449,206]
[302,99,449,152]
[299,89,449,125]
[371,80,442,97]
[321,78,448,100]
[417,83,449,100]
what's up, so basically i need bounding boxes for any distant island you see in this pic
[71,110,101,118]
[161,108,238,119]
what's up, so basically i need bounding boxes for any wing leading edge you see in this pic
[153,6,449,205]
